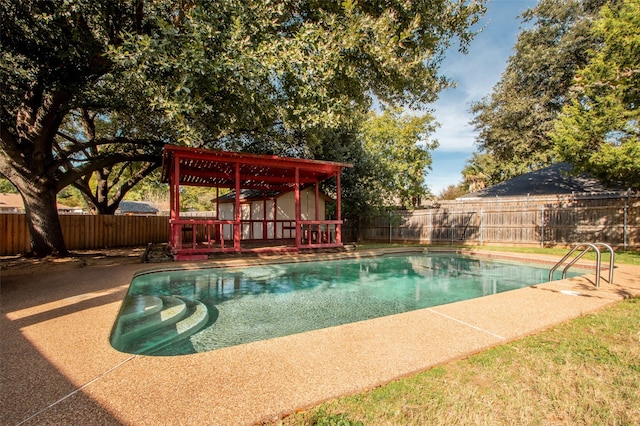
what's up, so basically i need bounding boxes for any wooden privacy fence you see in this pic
[0,214,170,256]
[355,195,640,249]
[2,194,639,255]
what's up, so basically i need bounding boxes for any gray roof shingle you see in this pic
[460,163,621,198]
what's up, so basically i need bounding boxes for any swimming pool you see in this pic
[110,252,581,356]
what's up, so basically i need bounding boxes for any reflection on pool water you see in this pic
[110,252,581,356]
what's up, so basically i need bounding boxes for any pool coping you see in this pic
[2,249,639,425]
[132,246,598,277]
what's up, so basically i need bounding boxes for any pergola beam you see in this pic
[178,169,323,186]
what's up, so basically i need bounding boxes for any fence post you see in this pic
[479,209,483,245]
[450,211,455,245]
[624,190,629,250]
[540,205,545,248]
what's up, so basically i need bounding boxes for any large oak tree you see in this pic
[1,0,485,257]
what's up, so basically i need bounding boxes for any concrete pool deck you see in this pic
[2,248,639,425]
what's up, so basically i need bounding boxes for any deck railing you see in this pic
[169,218,343,255]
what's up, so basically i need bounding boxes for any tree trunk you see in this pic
[16,178,69,257]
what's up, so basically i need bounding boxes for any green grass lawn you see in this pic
[276,297,640,425]
[272,244,640,425]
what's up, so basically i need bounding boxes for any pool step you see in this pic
[119,295,164,321]
[115,296,209,355]
[117,296,188,344]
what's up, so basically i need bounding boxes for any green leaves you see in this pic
[551,0,640,188]
[361,107,438,208]
[469,0,605,184]
[469,0,638,189]
[102,0,486,144]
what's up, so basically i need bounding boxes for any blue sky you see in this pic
[427,0,538,194]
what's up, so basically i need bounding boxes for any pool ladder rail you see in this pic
[549,242,614,288]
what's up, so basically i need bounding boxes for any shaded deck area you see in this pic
[162,145,352,260]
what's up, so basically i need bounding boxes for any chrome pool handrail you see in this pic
[548,242,614,289]
[592,242,615,285]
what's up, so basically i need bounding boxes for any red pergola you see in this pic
[161,145,352,260]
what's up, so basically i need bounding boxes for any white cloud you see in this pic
[427,0,537,180]
[431,97,478,151]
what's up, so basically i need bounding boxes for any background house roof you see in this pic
[0,193,24,211]
[117,201,159,214]
[0,193,77,212]
[460,163,621,199]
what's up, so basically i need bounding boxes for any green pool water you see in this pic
[110,252,581,356]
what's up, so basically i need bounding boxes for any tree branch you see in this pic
[55,152,162,191]
[55,137,165,157]
[110,161,160,208]
[0,125,30,177]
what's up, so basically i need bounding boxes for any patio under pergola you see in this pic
[161,145,352,260]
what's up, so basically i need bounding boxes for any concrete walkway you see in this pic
[2,249,639,425]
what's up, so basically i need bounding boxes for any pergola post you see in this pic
[170,155,181,250]
[315,181,320,244]
[294,167,301,249]
[234,162,241,251]
[215,187,219,220]
[336,172,342,245]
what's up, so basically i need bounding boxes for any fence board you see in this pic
[1,214,170,255]
[351,195,640,249]
[1,214,29,255]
